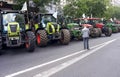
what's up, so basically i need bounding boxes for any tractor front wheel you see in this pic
[25,31,36,52]
[36,30,48,47]
[105,27,112,36]
[60,29,70,45]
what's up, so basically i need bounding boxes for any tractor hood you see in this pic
[81,24,92,27]
[67,23,79,26]
[96,23,104,28]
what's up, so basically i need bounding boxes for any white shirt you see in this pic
[82,27,90,38]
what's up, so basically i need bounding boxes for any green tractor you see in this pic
[104,20,119,33]
[32,13,70,46]
[0,10,36,53]
[65,17,82,40]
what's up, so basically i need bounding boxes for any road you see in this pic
[0,33,120,77]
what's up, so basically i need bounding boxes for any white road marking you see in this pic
[34,39,117,77]
[5,39,117,77]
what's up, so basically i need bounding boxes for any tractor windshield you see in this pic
[3,13,25,25]
[41,15,56,23]
[2,13,25,31]
[41,15,56,27]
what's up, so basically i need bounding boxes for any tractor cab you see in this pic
[105,19,119,33]
[84,18,104,29]
[34,13,60,35]
[1,10,25,34]
[38,14,56,27]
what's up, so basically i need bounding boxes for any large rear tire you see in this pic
[105,27,112,36]
[36,30,48,47]
[98,28,102,37]
[90,28,99,38]
[60,29,70,45]
[25,31,36,52]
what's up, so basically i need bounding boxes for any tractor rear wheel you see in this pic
[105,27,112,36]
[98,28,102,37]
[90,28,99,38]
[25,31,36,52]
[60,29,70,45]
[36,30,48,47]
[114,27,118,33]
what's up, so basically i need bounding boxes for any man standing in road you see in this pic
[82,26,90,50]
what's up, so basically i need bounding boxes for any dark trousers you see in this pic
[83,37,89,49]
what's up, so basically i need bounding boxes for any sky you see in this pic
[111,0,120,6]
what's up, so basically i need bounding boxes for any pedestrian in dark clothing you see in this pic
[82,26,90,50]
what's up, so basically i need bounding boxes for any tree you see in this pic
[63,0,109,18]
[14,0,59,12]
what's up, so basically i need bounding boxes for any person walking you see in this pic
[82,26,90,50]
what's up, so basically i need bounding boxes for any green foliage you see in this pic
[112,7,120,20]
[14,0,59,12]
[13,0,120,19]
[64,0,120,19]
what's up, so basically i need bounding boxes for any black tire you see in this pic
[105,27,112,36]
[60,29,70,45]
[97,28,102,37]
[36,30,48,47]
[118,27,120,32]
[90,28,99,38]
[113,27,118,33]
[25,31,36,52]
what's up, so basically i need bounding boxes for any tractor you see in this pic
[103,19,119,33]
[31,13,70,46]
[75,18,100,38]
[80,18,112,37]
[65,17,82,40]
[88,18,112,36]
[0,10,36,53]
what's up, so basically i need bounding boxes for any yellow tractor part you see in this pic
[7,22,20,36]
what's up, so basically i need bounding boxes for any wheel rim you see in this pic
[25,37,29,48]
[36,34,41,44]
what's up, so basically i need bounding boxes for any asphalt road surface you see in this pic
[0,33,120,77]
